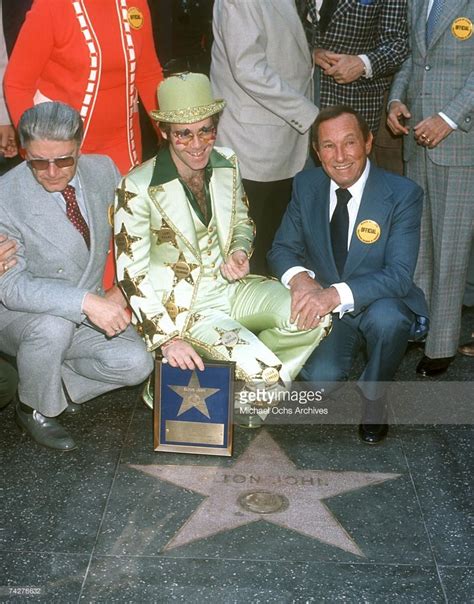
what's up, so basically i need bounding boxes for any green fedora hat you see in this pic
[150,72,226,124]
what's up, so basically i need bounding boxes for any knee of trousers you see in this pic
[17,315,74,361]
[300,354,349,384]
[362,299,413,340]
[105,347,154,386]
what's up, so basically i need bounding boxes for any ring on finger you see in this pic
[2,262,7,272]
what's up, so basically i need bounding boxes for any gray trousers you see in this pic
[406,153,474,357]
[0,314,153,417]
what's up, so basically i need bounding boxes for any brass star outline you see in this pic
[119,268,146,299]
[115,223,141,261]
[213,327,249,358]
[165,252,199,286]
[137,309,165,340]
[116,183,137,215]
[169,371,220,419]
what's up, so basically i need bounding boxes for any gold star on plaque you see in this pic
[116,182,137,215]
[137,309,165,340]
[253,358,285,387]
[152,219,178,248]
[119,268,146,299]
[115,223,141,260]
[169,371,220,419]
[214,327,249,358]
[166,252,199,286]
[164,291,188,321]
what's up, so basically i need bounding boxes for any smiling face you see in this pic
[161,117,216,179]
[314,113,373,189]
[25,139,80,193]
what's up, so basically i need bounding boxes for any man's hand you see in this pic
[413,114,453,149]
[220,250,249,282]
[289,272,339,330]
[313,48,336,71]
[0,234,17,275]
[0,125,18,158]
[104,284,128,309]
[82,292,130,338]
[161,338,205,371]
[322,52,366,84]
[387,101,411,135]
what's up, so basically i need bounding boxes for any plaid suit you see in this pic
[308,0,408,131]
[389,0,474,358]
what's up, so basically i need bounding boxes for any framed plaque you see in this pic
[154,357,235,456]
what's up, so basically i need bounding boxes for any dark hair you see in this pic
[158,113,220,147]
[312,105,370,148]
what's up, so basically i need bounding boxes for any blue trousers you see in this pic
[300,298,414,401]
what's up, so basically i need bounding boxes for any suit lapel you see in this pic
[343,167,391,278]
[29,179,89,272]
[210,164,235,257]
[148,180,200,259]
[428,0,466,49]
[414,0,428,55]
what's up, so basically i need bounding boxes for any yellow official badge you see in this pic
[356,220,381,244]
[127,7,144,30]
[451,17,473,40]
[108,204,114,226]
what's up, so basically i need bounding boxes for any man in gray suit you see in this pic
[210,0,318,274]
[388,0,474,376]
[0,102,153,450]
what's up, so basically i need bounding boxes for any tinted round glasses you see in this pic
[171,126,217,146]
[27,156,76,170]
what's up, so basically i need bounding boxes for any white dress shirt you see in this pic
[282,160,372,316]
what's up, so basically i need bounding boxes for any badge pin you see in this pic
[356,220,381,244]
[127,7,144,30]
[451,17,473,40]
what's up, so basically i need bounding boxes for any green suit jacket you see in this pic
[114,146,255,351]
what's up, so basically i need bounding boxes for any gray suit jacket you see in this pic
[210,0,317,182]
[0,155,120,331]
[389,0,474,165]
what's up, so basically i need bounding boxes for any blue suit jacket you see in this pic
[268,164,428,318]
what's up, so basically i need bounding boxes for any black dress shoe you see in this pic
[358,423,389,445]
[416,355,455,377]
[15,402,77,450]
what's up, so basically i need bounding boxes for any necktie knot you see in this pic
[335,187,352,206]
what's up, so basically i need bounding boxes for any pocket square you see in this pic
[359,0,376,5]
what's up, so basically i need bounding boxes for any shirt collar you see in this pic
[150,145,233,187]
[329,159,371,201]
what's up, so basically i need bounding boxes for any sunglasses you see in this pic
[171,126,217,146]
[27,156,76,170]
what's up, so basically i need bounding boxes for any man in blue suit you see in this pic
[268,106,427,444]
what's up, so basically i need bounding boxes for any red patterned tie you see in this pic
[62,184,90,249]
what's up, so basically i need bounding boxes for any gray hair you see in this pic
[18,102,84,147]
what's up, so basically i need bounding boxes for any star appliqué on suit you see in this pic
[119,268,146,299]
[115,223,141,260]
[137,309,165,341]
[213,327,249,358]
[116,182,137,215]
[166,252,199,286]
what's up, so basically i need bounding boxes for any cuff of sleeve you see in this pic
[282,266,315,289]
[358,54,372,78]
[330,282,354,317]
[438,112,458,130]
